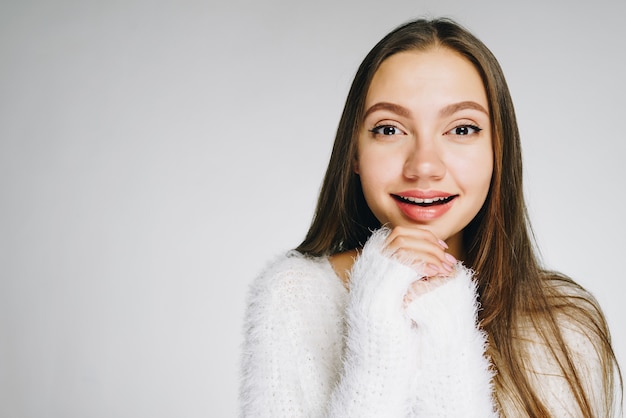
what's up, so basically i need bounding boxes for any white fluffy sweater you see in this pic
[239,229,607,417]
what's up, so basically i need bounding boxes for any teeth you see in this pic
[401,196,447,204]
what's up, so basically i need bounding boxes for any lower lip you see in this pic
[394,196,455,222]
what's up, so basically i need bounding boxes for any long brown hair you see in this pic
[296,18,622,416]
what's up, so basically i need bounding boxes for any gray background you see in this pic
[1,0,624,416]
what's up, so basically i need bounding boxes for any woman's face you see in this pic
[356,47,493,244]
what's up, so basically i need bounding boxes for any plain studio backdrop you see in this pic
[1,0,624,416]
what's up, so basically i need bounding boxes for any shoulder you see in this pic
[245,250,347,319]
[248,250,342,295]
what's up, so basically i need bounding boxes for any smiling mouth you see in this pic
[392,194,458,207]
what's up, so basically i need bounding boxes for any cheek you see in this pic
[357,150,399,190]
[356,150,400,218]
[449,147,493,197]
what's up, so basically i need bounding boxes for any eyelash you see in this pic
[369,124,404,136]
[447,124,483,136]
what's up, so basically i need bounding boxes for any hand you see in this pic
[384,226,457,303]
[385,226,457,276]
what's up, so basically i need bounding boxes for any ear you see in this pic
[353,155,360,174]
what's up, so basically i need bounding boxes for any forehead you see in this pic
[366,48,488,109]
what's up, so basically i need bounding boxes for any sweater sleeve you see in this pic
[404,266,498,417]
[324,229,424,417]
[239,253,347,417]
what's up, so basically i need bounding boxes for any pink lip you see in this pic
[392,190,457,222]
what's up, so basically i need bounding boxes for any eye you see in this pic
[446,124,482,136]
[369,124,406,136]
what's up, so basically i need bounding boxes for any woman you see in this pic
[240,18,622,417]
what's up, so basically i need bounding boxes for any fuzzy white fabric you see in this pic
[240,229,496,417]
[239,228,608,417]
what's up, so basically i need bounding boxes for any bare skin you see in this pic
[329,249,358,288]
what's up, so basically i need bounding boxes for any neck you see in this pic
[445,231,465,261]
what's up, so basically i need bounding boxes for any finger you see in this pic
[386,226,443,249]
[385,228,456,272]
[385,230,444,257]
[391,247,452,274]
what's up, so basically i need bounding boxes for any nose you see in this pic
[403,139,446,180]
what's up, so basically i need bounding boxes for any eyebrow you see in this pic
[362,100,489,120]
[439,101,489,117]
[363,102,412,119]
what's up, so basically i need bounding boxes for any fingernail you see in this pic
[438,239,448,249]
[442,262,454,272]
[445,253,457,265]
